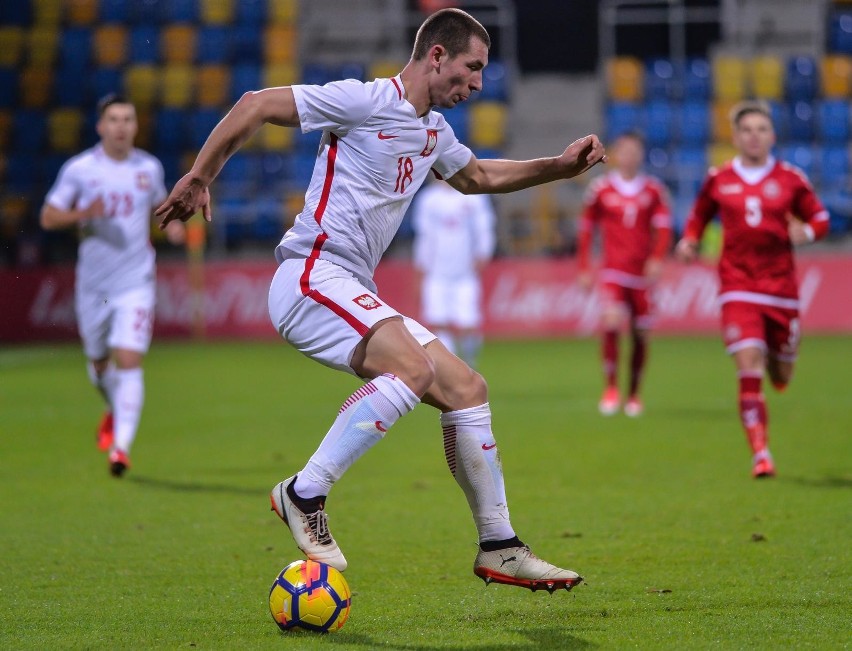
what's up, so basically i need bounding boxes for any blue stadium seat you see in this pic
[778,143,816,178]
[472,148,503,161]
[252,199,283,240]
[60,28,92,76]
[679,101,710,146]
[671,147,707,194]
[230,64,262,102]
[293,129,323,155]
[291,150,318,188]
[644,100,674,147]
[100,0,131,23]
[479,59,508,101]
[90,68,123,104]
[829,11,852,55]
[236,0,268,25]
[160,0,199,23]
[6,153,40,191]
[819,145,850,188]
[196,26,231,64]
[683,58,712,101]
[189,108,223,150]
[605,102,643,140]
[159,152,182,185]
[788,100,815,141]
[41,153,67,187]
[767,100,790,141]
[0,2,32,25]
[130,26,160,64]
[340,62,366,82]
[0,69,17,108]
[154,108,187,152]
[132,0,163,24]
[646,147,673,183]
[218,153,259,195]
[645,58,676,101]
[441,104,469,142]
[786,56,818,101]
[301,63,339,87]
[54,66,87,106]
[260,152,292,189]
[231,24,263,64]
[12,110,47,152]
[817,99,851,143]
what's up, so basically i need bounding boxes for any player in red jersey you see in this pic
[578,132,672,417]
[676,101,829,478]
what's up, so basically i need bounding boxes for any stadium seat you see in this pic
[99,0,130,23]
[680,101,711,146]
[232,23,263,64]
[160,25,197,64]
[27,27,60,66]
[0,26,26,67]
[264,24,297,64]
[301,63,337,87]
[606,56,643,102]
[778,143,816,177]
[5,153,39,191]
[707,142,737,168]
[750,55,784,100]
[340,62,367,83]
[711,99,738,142]
[479,59,509,101]
[55,65,87,106]
[131,0,161,25]
[19,67,52,109]
[644,100,675,147]
[230,64,262,102]
[31,0,62,24]
[786,56,819,101]
[0,1,32,25]
[236,0,267,25]
[218,152,258,194]
[818,100,851,143]
[129,25,159,64]
[12,110,47,153]
[134,108,154,150]
[820,144,851,189]
[196,65,231,107]
[268,0,297,24]
[160,0,199,23]
[788,100,815,141]
[160,64,195,108]
[645,58,676,101]
[0,69,18,108]
[290,150,318,188]
[712,55,747,100]
[683,57,712,101]
[441,103,469,142]
[65,0,98,26]
[124,64,159,108]
[645,146,672,182]
[47,107,84,152]
[829,10,852,55]
[469,101,507,148]
[90,67,123,102]
[92,25,129,68]
[263,63,297,89]
[767,100,790,142]
[258,123,293,153]
[41,152,67,186]
[369,59,406,81]
[158,152,182,186]
[186,108,222,150]
[60,28,92,76]
[605,101,642,140]
[671,147,708,191]
[821,55,852,98]
[199,0,235,25]
[0,110,12,151]
[154,108,187,152]
[196,25,231,64]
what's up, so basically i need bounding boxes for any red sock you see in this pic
[602,330,618,388]
[629,334,646,397]
[738,372,768,453]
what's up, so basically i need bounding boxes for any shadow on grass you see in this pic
[782,474,852,489]
[128,475,264,496]
[325,628,596,650]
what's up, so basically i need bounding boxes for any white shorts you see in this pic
[268,258,436,375]
[421,275,482,329]
[75,284,156,360]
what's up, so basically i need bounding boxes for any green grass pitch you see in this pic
[1,336,850,649]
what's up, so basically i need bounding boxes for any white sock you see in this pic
[112,368,144,454]
[295,374,419,499]
[441,403,515,542]
[87,361,117,407]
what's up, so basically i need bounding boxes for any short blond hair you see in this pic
[730,100,772,129]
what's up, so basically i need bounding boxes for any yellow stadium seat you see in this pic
[27,27,60,66]
[65,0,98,26]
[19,66,53,109]
[125,65,159,108]
[161,24,197,65]
[268,0,298,24]
[0,110,12,151]
[713,55,747,100]
[711,99,739,142]
[32,0,62,24]
[0,27,26,67]
[469,101,508,148]
[135,108,154,150]
[263,63,297,88]
[197,65,231,107]
[707,142,738,168]
[749,55,784,100]
[258,122,293,151]
[606,56,644,102]
[48,107,84,152]
[0,194,31,238]
[264,24,297,64]
[369,59,405,81]
[199,0,235,25]
[92,25,128,68]
[160,64,195,108]
[821,54,852,98]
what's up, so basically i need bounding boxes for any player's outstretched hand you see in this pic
[787,215,813,245]
[560,135,607,179]
[675,238,699,263]
[156,173,212,230]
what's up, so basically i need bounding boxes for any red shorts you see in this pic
[720,301,800,361]
[601,282,653,329]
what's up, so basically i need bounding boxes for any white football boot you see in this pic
[474,545,582,593]
[270,475,347,571]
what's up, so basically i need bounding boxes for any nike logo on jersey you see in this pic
[377,131,398,140]
[482,443,497,451]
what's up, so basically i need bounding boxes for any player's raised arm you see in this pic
[156,86,301,228]
[445,135,606,195]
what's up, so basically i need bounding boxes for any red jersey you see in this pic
[579,172,672,288]
[684,157,829,307]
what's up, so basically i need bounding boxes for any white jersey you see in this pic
[412,182,496,280]
[276,75,474,291]
[45,144,167,295]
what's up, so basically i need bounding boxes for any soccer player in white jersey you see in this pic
[412,178,496,368]
[157,9,606,592]
[41,93,184,477]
